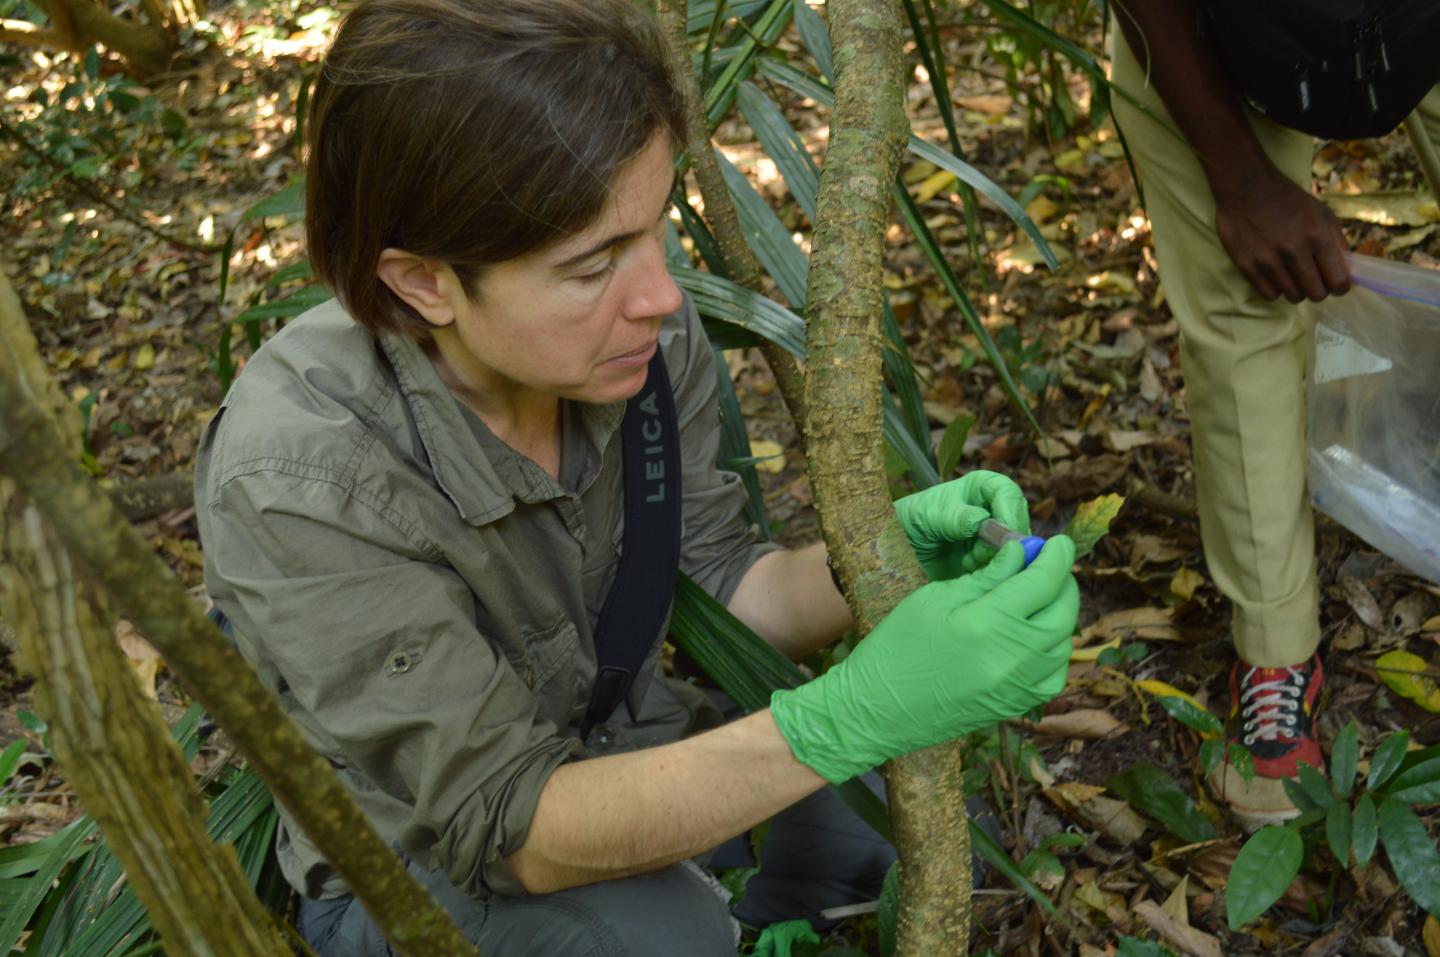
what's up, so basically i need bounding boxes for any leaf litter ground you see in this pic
[3,6,1440,956]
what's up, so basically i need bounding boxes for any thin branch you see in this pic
[654,0,809,428]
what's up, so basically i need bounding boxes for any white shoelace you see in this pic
[1239,666,1304,746]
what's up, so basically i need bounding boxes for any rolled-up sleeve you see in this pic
[204,469,578,898]
[669,299,781,605]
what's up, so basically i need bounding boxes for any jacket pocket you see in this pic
[506,616,580,728]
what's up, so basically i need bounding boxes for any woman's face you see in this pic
[440,132,683,408]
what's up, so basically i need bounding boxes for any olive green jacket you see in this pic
[195,295,774,900]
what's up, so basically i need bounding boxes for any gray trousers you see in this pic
[297,779,896,957]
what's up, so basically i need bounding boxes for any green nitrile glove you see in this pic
[894,470,1031,581]
[771,535,1078,784]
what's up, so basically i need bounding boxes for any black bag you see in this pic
[1198,0,1440,140]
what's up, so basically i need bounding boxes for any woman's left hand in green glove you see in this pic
[894,470,1030,581]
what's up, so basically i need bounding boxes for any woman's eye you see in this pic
[576,260,617,283]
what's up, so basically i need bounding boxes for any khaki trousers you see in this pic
[1109,28,1440,666]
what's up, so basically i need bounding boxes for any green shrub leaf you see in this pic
[1227,826,1303,929]
[1377,797,1440,917]
[1109,762,1216,843]
[1368,731,1411,790]
[1353,792,1378,869]
[1331,721,1358,799]
[1326,800,1352,867]
[1296,762,1333,809]
[1383,757,1440,804]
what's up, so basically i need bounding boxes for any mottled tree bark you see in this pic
[802,2,974,954]
[654,0,809,428]
[0,490,294,957]
[0,271,477,957]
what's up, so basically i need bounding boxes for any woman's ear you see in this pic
[376,249,456,329]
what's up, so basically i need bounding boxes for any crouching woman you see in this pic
[195,0,1080,954]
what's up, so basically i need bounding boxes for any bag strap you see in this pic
[580,351,682,740]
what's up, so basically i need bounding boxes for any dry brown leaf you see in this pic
[1028,709,1127,740]
[1045,785,1149,845]
[1424,614,1440,634]
[1105,430,1158,453]
[115,619,162,700]
[1161,875,1190,925]
[1332,621,1369,652]
[1170,567,1206,601]
[1130,535,1190,569]
[1134,900,1223,957]
[747,438,786,474]
[1342,576,1387,633]
[954,93,1013,115]
[1078,606,1178,647]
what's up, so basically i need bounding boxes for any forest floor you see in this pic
[3,3,1440,955]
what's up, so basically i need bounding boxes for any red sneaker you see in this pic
[1230,653,1324,777]
[1209,653,1324,828]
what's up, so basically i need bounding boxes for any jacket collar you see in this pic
[378,332,624,525]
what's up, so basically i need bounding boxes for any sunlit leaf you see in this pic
[1377,650,1440,713]
[1065,493,1124,559]
[1135,680,1222,739]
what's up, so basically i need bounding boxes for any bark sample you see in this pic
[0,271,476,957]
[802,2,974,953]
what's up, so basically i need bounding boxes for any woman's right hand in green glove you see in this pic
[770,535,1079,784]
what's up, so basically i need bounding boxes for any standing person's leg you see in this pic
[1109,26,1324,825]
[300,858,740,957]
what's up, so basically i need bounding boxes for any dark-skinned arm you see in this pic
[1116,0,1350,302]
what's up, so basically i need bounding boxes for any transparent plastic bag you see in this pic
[1308,254,1440,583]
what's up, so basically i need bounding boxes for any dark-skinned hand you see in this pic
[1213,167,1352,304]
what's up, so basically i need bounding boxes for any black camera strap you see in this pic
[581,351,682,740]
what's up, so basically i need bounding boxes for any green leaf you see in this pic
[0,820,93,955]
[1331,721,1359,799]
[1152,693,1224,739]
[1370,731,1416,788]
[1326,800,1352,867]
[736,81,819,221]
[1296,762,1333,809]
[1353,792,1378,869]
[968,818,1060,919]
[1019,848,1064,880]
[0,739,26,787]
[83,46,99,80]
[1065,494,1124,559]
[716,148,807,308]
[1199,739,1224,775]
[876,861,899,957]
[1109,762,1216,843]
[1116,938,1179,957]
[1378,797,1440,917]
[17,710,46,734]
[789,0,833,81]
[674,266,805,359]
[1226,826,1303,929]
[711,346,768,538]
[936,414,974,479]
[239,179,306,225]
[234,286,332,324]
[1383,757,1440,804]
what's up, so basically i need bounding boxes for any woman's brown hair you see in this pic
[305,0,683,339]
